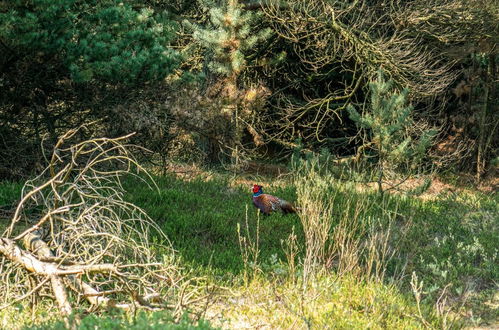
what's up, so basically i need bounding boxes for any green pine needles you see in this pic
[1,0,180,85]
[347,71,437,194]
[186,0,272,166]
[191,0,271,78]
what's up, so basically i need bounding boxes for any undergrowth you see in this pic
[28,311,213,330]
[0,164,497,328]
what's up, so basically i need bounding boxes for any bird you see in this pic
[252,184,297,215]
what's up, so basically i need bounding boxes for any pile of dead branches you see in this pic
[0,127,206,323]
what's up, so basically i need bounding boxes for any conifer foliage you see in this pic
[192,0,270,80]
[1,0,180,85]
[347,72,437,194]
[0,0,182,178]
[187,0,271,165]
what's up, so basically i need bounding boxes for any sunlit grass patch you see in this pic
[207,274,443,329]
[18,309,214,330]
[0,303,58,330]
[0,166,496,328]
[122,174,302,277]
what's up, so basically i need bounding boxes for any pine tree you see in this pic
[0,0,182,178]
[188,0,271,166]
[192,0,269,83]
[347,71,437,194]
[1,0,180,85]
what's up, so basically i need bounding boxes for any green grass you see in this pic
[27,311,214,330]
[212,274,445,329]
[124,174,498,290]
[0,170,497,328]
[0,181,22,206]
[0,181,23,231]
[122,172,498,327]
[122,175,302,277]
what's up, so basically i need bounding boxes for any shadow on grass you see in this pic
[0,174,496,325]
[122,174,303,277]
[122,174,498,293]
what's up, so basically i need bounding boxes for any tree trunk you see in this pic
[476,53,497,181]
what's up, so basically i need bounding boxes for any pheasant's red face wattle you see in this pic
[252,184,261,193]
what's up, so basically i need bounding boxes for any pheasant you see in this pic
[252,184,297,215]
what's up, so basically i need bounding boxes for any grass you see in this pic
[0,166,497,328]
[0,181,22,206]
[122,168,497,327]
[0,304,213,330]
[28,311,214,330]
[209,274,443,329]
[122,174,302,277]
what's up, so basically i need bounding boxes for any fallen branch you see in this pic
[22,231,152,311]
[0,237,73,277]
[0,130,202,319]
[0,236,73,316]
[67,276,132,311]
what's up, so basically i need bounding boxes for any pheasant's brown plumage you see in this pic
[252,184,297,215]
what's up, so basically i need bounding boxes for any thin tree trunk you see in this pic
[378,145,384,195]
[476,53,496,181]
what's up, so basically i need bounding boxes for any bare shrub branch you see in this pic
[261,0,457,144]
[0,127,205,318]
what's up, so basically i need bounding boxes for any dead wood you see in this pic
[0,236,73,316]
[0,129,206,320]
[23,231,135,311]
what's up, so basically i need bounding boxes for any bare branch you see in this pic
[0,131,206,317]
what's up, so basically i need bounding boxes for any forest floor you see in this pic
[0,164,497,329]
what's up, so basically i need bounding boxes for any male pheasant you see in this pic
[252,184,297,215]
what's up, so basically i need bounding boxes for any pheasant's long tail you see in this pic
[280,200,298,214]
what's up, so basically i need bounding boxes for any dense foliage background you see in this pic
[1,0,497,178]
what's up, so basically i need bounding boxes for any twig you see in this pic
[4,164,70,238]
[0,277,50,311]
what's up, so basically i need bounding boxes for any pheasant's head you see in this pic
[252,184,263,194]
